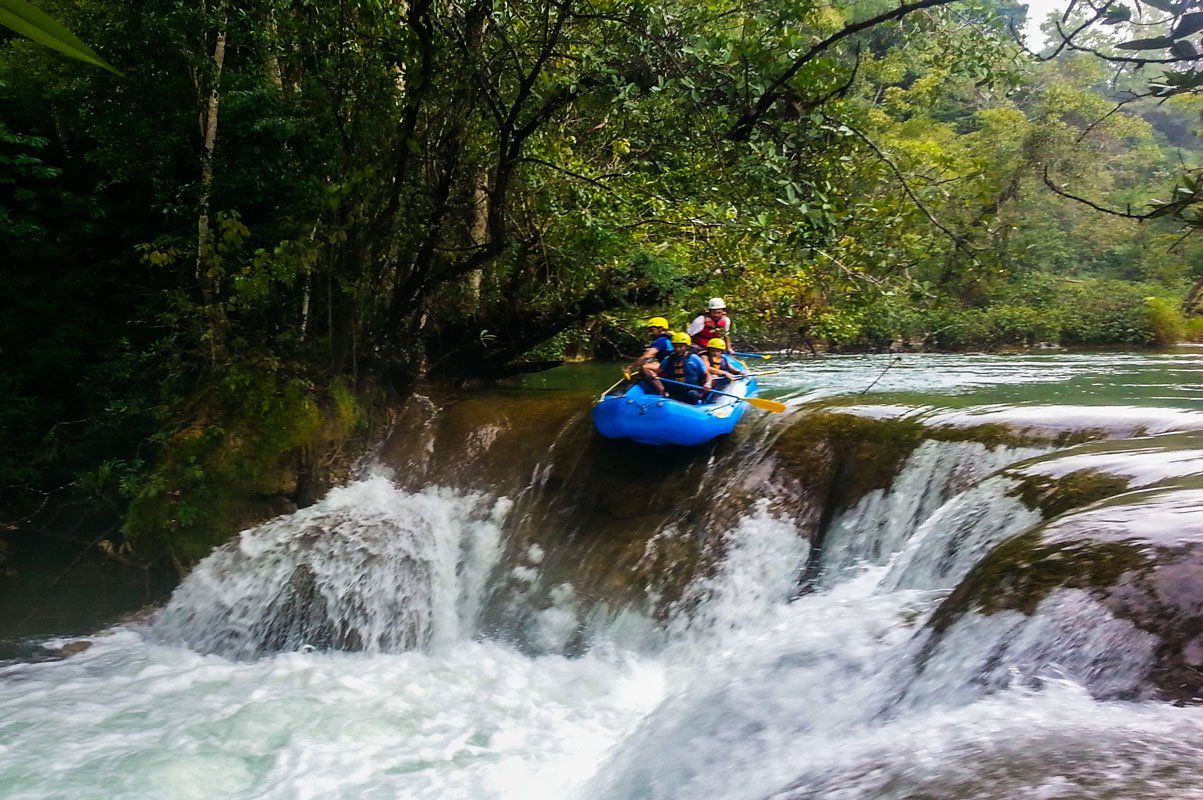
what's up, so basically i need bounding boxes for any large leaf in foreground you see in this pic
[0,0,121,75]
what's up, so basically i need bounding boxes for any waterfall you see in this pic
[668,501,811,645]
[817,441,1046,584]
[151,476,509,658]
[877,475,1043,592]
[901,588,1160,709]
[10,363,1203,800]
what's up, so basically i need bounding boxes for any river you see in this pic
[3,349,1203,799]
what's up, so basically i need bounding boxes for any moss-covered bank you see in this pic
[122,369,375,568]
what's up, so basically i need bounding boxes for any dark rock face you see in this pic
[920,487,1203,702]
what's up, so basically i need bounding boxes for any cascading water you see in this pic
[6,352,1203,799]
[877,474,1043,592]
[816,440,1046,583]
[150,477,510,657]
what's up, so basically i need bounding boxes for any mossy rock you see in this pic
[378,388,591,492]
[926,487,1203,701]
[1008,469,1132,519]
[122,372,369,567]
[770,412,928,515]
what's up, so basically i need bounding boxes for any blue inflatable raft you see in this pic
[591,365,760,446]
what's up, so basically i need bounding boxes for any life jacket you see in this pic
[691,316,728,347]
[706,352,724,372]
[660,352,704,386]
[669,354,687,381]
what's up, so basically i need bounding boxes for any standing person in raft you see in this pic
[626,316,675,389]
[687,297,732,351]
[651,332,713,403]
[703,338,748,390]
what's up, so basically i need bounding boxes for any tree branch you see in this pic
[830,115,973,251]
[517,156,625,194]
[1041,165,1147,218]
[728,0,961,140]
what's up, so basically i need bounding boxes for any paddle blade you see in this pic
[745,396,786,413]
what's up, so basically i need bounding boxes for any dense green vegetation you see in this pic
[4,0,1203,557]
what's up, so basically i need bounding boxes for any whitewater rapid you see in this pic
[6,379,1203,798]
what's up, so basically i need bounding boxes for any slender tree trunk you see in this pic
[196,28,227,360]
[196,30,226,291]
[264,14,284,92]
[1185,277,1203,315]
[466,172,489,303]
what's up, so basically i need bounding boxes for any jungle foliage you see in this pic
[3,0,1203,553]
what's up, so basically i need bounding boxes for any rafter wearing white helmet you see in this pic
[687,297,732,349]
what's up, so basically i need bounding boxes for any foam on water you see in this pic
[7,407,1203,799]
[151,478,508,657]
[0,630,664,800]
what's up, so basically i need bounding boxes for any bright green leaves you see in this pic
[0,0,121,74]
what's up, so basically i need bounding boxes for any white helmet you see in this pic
[707,297,727,310]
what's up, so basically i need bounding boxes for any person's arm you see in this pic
[723,356,747,378]
[642,358,668,395]
[626,345,658,372]
[685,315,704,336]
[693,356,713,390]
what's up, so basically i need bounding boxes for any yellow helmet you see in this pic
[644,316,669,329]
[706,338,726,350]
[671,332,692,346]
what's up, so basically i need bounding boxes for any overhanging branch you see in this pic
[831,115,974,252]
[727,0,961,141]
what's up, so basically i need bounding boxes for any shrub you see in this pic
[1059,280,1178,346]
[1145,297,1187,346]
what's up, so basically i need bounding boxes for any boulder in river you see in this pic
[917,486,1203,702]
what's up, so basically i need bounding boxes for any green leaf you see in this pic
[1170,38,1199,58]
[1171,11,1203,37]
[1102,6,1133,24]
[1115,35,1176,50]
[0,0,122,75]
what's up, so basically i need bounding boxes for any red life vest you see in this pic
[691,316,729,347]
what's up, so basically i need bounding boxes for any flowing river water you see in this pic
[5,350,1203,799]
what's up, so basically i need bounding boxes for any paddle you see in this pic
[599,371,631,397]
[658,377,786,413]
[733,351,771,360]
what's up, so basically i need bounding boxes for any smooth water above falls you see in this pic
[6,351,1203,799]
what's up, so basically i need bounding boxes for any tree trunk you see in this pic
[466,172,489,303]
[196,28,227,359]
